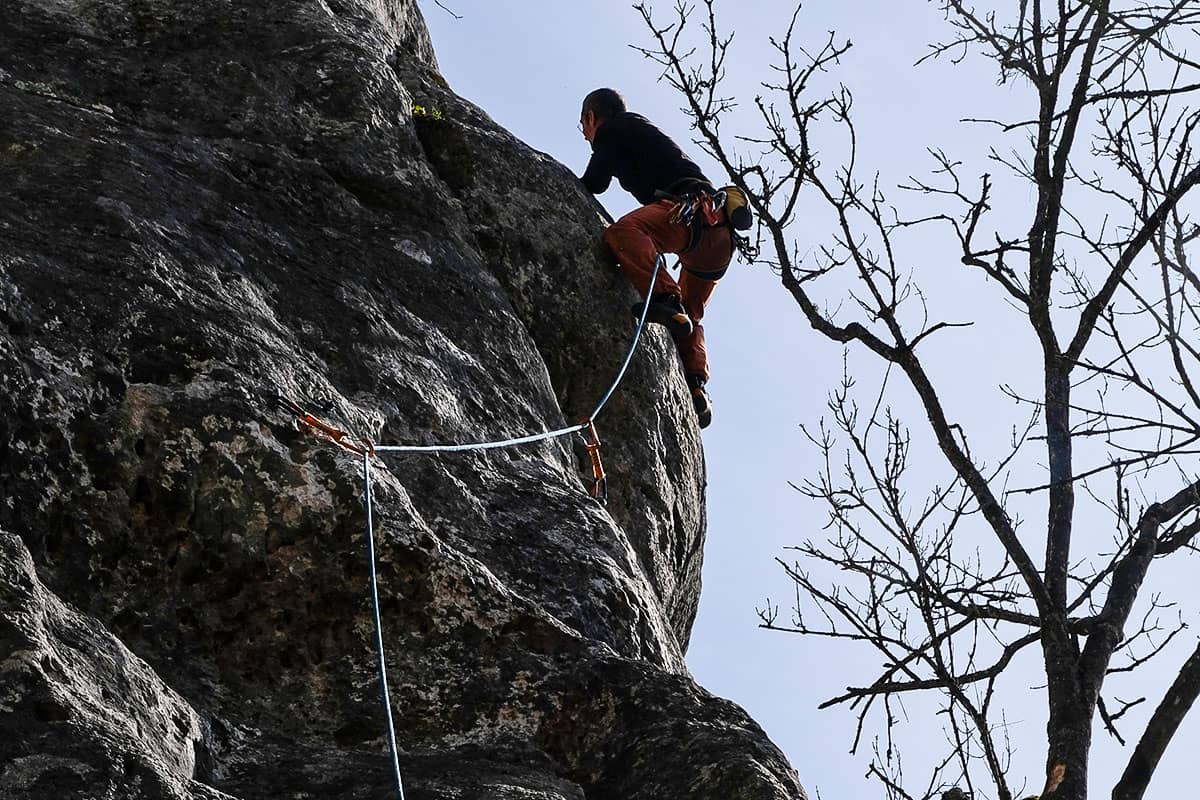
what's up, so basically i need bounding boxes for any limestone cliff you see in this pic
[0,1,807,797]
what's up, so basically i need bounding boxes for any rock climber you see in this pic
[578,87,732,430]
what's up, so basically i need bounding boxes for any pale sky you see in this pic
[417,3,1200,798]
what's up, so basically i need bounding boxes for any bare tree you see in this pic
[633,2,1200,799]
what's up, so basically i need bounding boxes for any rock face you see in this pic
[0,1,807,798]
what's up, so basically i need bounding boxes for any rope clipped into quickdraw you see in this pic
[279,395,400,798]
[579,419,606,503]
[273,254,668,796]
[286,253,665,457]
[280,397,374,457]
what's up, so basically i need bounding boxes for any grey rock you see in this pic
[0,530,217,800]
[0,0,807,798]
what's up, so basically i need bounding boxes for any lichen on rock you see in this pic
[0,0,807,797]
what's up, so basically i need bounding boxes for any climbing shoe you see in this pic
[687,374,712,429]
[633,293,693,340]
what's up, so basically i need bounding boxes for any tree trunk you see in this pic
[1043,706,1091,800]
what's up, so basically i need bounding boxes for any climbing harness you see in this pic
[657,179,758,263]
[282,254,666,799]
[655,179,723,255]
[654,179,760,263]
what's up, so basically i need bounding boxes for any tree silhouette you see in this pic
[635,2,1200,799]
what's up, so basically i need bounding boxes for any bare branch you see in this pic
[1113,641,1200,800]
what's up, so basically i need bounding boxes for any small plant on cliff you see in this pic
[411,103,444,121]
[411,101,473,192]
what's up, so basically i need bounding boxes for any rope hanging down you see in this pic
[282,254,666,799]
[363,452,404,799]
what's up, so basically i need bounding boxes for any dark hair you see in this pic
[582,88,626,121]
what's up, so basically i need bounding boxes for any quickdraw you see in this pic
[268,251,668,799]
[668,190,724,256]
[279,397,375,457]
[281,396,611,506]
[578,419,607,505]
[669,190,724,229]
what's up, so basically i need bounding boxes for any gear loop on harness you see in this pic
[655,179,759,262]
[656,183,724,256]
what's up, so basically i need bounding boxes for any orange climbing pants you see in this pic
[603,199,732,382]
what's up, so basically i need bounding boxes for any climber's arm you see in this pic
[580,157,612,194]
[580,127,617,194]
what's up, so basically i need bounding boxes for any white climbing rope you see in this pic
[297,254,669,797]
[373,253,665,453]
[372,423,585,453]
[589,255,660,423]
[362,451,405,799]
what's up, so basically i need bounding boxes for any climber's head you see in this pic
[580,88,625,143]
